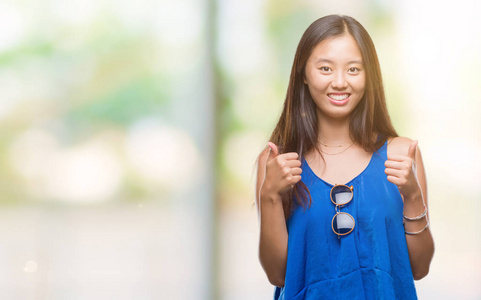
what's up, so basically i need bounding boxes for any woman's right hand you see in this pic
[255,142,294,286]
[261,142,302,200]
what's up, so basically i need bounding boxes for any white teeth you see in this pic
[329,94,349,101]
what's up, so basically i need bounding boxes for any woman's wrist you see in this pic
[402,188,423,204]
[260,189,283,205]
[402,188,426,218]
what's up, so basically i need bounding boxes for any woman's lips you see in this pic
[327,93,350,105]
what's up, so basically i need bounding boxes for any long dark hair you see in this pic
[270,15,398,219]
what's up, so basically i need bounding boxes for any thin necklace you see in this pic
[320,140,352,148]
[319,142,354,155]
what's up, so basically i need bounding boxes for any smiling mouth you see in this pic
[328,93,350,101]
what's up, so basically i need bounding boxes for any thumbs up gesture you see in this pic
[262,142,303,197]
[384,140,421,199]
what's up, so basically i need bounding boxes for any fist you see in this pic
[384,140,421,199]
[262,142,302,197]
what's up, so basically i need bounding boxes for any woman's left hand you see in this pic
[384,140,421,200]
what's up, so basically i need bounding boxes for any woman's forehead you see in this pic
[309,35,363,64]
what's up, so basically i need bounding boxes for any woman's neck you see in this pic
[317,115,352,145]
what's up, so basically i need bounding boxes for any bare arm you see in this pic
[255,143,302,287]
[403,143,435,280]
[385,138,435,280]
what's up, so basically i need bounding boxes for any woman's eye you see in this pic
[348,67,360,73]
[320,67,331,72]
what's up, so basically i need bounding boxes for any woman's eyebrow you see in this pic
[315,58,333,64]
[315,58,363,64]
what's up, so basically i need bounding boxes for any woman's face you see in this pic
[304,34,366,120]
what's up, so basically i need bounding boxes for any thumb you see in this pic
[407,140,418,159]
[267,142,279,159]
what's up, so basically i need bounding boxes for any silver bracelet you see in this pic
[403,205,427,221]
[405,219,430,235]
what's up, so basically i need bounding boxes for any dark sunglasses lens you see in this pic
[332,213,355,235]
[331,186,353,205]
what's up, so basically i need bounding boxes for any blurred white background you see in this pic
[0,0,479,299]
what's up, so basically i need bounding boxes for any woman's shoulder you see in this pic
[387,136,415,157]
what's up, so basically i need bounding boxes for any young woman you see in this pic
[255,15,434,299]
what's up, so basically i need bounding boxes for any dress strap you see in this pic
[377,138,389,161]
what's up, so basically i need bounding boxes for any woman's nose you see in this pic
[331,72,348,89]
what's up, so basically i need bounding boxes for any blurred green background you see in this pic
[0,0,480,299]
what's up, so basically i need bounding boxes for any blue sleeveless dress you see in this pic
[274,140,417,300]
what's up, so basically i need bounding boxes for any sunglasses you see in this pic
[330,184,355,238]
